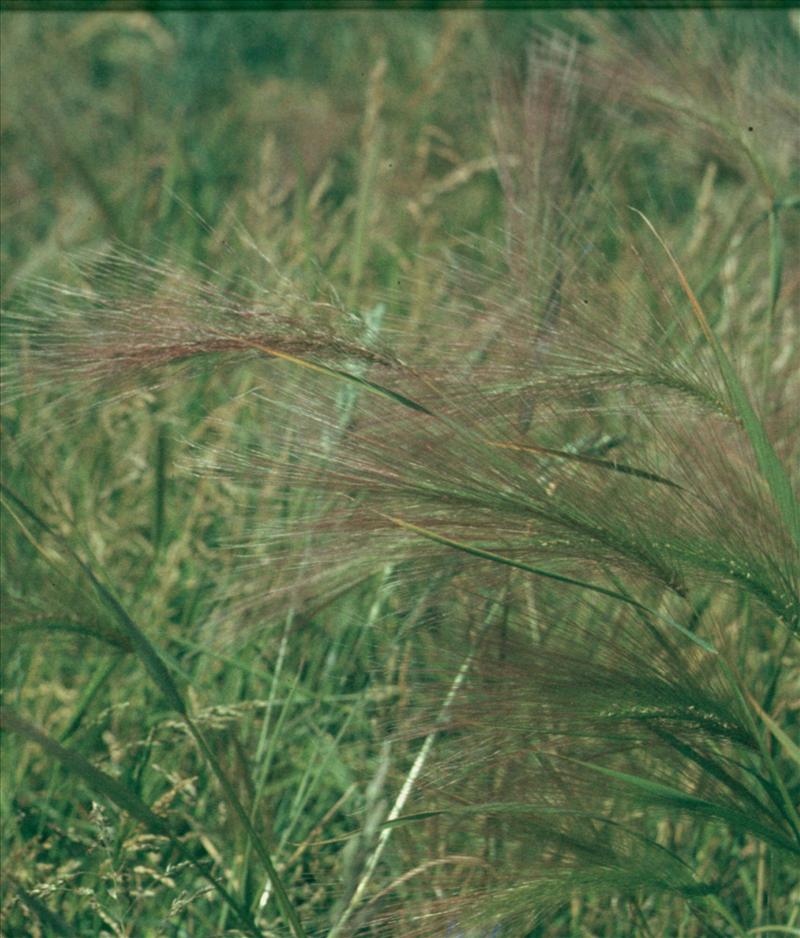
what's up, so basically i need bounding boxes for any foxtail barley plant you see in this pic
[2,9,799,938]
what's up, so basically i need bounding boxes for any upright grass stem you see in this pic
[327,592,508,938]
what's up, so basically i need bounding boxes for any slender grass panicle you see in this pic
[2,9,798,938]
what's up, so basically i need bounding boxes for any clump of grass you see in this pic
[2,9,798,938]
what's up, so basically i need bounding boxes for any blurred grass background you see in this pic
[2,7,798,937]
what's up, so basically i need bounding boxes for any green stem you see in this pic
[184,715,308,938]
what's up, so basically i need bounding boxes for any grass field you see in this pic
[1,7,799,937]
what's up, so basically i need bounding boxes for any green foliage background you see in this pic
[1,7,798,938]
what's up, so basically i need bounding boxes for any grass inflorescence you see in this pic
[2,8,799,938]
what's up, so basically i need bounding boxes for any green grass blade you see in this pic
[0,484,307,937]
[767,206,784,335]
[182,714,308,938]
[0,706,264,937]
[1,484,186,715]
[377,509,647,604]
[374,508,716,652]
[747,928,800,936]
[632,210,799,549]
[652,728,782,829]
[489,439,683,488]
[331,368,432,414]
[1,705,173,833]
[762,205,785,403]
[570,758,800,856]
[152,422,168,552]
[746,692,800,771]
[237,336,433,414]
